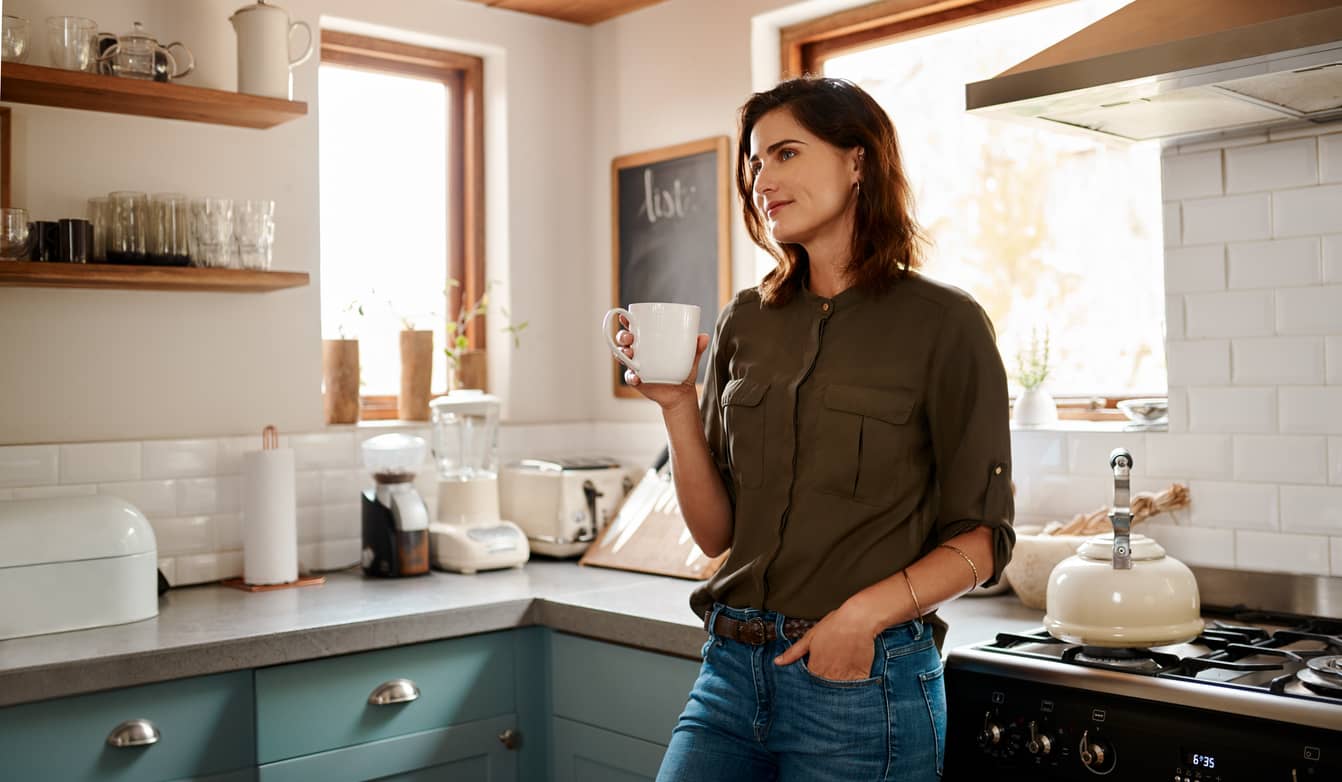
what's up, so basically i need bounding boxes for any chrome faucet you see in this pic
[1108,447,1134,570]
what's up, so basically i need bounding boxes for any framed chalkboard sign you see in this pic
[610,135,732,399]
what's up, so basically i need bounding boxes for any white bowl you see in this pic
[1003,526,1088,610]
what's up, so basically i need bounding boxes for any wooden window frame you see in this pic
[781,0,1159,422]
[319,31,485,420]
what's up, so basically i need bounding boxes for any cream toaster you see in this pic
[499,457,631,558]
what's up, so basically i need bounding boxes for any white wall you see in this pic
[0,0,594,442]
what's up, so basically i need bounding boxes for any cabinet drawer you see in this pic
[550,632,700,745]
[257,714,517,782]
[255,631,517,763]
[0,671,254,782]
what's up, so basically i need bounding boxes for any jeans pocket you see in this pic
[796,638,884,688]
[918,663,948,777]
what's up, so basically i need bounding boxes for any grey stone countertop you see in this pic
[0,561,1044,708]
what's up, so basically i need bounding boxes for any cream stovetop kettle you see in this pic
[229,0,313,100]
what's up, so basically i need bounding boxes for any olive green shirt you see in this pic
[688,273,1016,650]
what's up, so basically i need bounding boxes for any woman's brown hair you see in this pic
[736,76,925,306]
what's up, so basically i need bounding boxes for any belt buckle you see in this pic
[743,617,768,645]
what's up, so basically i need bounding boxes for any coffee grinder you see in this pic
[429,390,530,573]
[360,433,430,578]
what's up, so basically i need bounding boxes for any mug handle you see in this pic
[601,308,639,373]
[289,21,315,68]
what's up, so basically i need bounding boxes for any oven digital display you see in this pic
[1183,750,1218,769]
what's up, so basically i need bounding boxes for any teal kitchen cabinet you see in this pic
[254,630,527,780]
[0,670,255,782]
[548,632,702,779]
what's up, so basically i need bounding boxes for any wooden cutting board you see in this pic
[579,466,728,580]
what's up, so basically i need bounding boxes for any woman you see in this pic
[614,76,1014,782]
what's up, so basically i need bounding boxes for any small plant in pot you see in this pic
[396,310,436,422]
[442,279,528,392]
[323,298,364,425]
[1012,326,1057,427]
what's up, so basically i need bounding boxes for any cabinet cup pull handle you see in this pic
[107,718,160,748]
[368,678,420,706]
[498,728,520,750]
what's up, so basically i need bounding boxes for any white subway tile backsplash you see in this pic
[176,551,243,585]
[1232,435,1327,484]
[1319,133,1342,182]
[1178,131,1269,154]
[1231,337,1325,385]
[99,480,177,516]
[1275,286,1342,334]
[1020,475,1110,519]
[0,489,14,500]
[1182,193,1271,244]
[1280,387,1342,434]
[1331,438,1342,484]
[59,442,141,484]
[1166,387,1188,433]
[1279,485,1342,535]
[1227,237,1320,289]
[1010,430,1066,474]
[151,515,213,556]
[176,477,240,516]
[1166,340,1230,385]
[1269,120,1342,142]
[320,503,360,541]
[12,484,98,499]
[1163,202,1181,247]
[296,471,323,507]
[1334,538,1342,577]
[1184,291,1274,337]
[214,513,243,551]
[296,506,322,544]
[1065,432,1146,476]
[1187,387,1276,433]
[1273,184,1342,237]
[142,439,218,480]
[1141,522,1236,568]
[0,445,58,488]
[321,469,367,505]
[1328,337,1342,384]
[158,557,177,586]
[1165,295,1185,340]
[1225,138,1317,193]
[1162,149,1222,200]
[290,432,357,470]
[1146,434,1233,479]
[1188,480,1279,530]
[1164,245,1225,293]
[1324,235,1342,284]
[307,539,360,571]
[1235,531,1330,575]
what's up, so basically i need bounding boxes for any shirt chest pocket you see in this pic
[722,377,769,490]
[815,384,919,506]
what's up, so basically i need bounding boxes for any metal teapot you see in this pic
[1042,448,1204,648]
[96,22,194,82]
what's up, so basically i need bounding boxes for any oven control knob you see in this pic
[1026,721,1053,757]
[977,711,1004,749]
[1079,729,1115,773]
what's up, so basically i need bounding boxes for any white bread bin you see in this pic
[0,495,158,640]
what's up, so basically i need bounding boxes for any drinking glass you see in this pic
[2,15,29,63]
[234,199,275,270]
[0,208,30,260]
[189,197,234,268]
[47,16,96,71]
[87,197,109,262]
[149,193,190,266]
[107,191,148,265]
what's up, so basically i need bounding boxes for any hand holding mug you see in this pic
[602,303,706,409]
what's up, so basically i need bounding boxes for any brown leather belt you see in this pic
[705,611,816,645]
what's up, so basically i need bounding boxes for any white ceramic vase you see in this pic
[1013,387,1058,427]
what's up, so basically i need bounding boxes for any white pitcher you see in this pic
[229,1,312,100]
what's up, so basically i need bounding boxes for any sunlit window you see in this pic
[822,0,1165,397]
[319,64,450,395]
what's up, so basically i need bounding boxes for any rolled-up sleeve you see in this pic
[700,300,736,510]
[925,298,1015,587]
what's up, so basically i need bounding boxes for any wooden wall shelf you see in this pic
[0,63,307,129]
[0,262,309,292]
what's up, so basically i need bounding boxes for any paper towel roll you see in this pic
[242,448,298,585]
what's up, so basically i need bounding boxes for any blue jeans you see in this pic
[657,603,947,782]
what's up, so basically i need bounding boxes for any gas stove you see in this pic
[944,572,1342,781]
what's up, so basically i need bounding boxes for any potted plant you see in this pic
[1013,326,1057,427]
[323,299,363,425]
[443,279,528,392]
[392,306,436,421]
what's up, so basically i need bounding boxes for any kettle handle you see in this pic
[288,20,314,68]
[164,41,195,79]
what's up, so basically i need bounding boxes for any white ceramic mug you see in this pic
[602,302,700,384]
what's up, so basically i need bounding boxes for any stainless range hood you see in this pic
[966,0,1342,142]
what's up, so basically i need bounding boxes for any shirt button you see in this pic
[994,465,1003,475]
[821,302,831,312]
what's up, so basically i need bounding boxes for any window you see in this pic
[784,0,1165,409]
[318,32,484,419]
